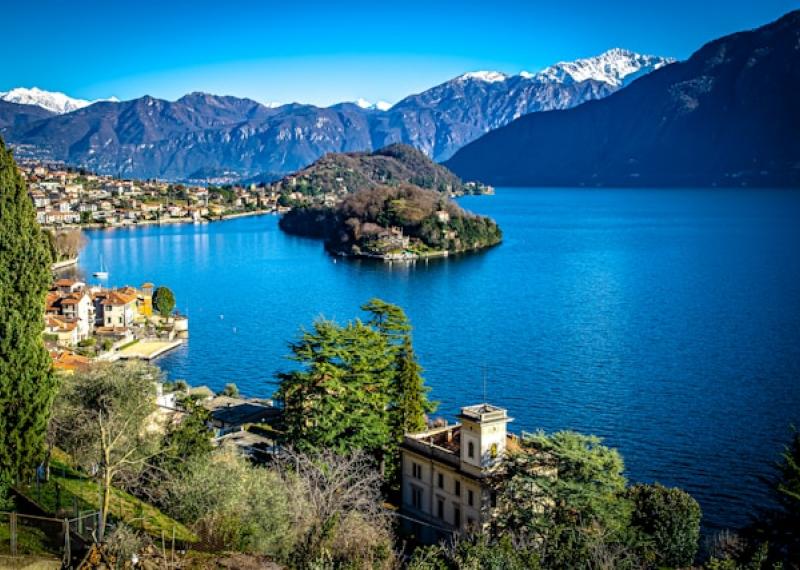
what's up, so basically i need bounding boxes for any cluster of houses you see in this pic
[19,160,282,228]
[45,278,152,347]
[44,278,186,371]
[20,159,493,231]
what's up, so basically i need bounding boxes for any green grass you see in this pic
[116,339,140,351]
[16,457,197,544]
[0,522,55,556]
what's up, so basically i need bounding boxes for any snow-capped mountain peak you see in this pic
[458,71,509,83]
[533,48,675,87]
[0,87,117,114]
[354,98,392,111]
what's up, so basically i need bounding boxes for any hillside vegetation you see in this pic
[273,144,489,200]
[280,184,501,258]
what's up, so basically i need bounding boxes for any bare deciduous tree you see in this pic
[275,448,394,568]
[53,361,164,541]
[52,229,87,261]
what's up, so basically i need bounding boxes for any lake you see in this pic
[77,188,800,533]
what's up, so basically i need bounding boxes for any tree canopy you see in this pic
[52,361,161,540]
[277,299,436,488]
[153,286,176,318]
[0,138,57,486]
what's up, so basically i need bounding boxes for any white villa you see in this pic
[400,403,516,543]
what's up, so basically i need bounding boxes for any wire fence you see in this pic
[0,510,99,566]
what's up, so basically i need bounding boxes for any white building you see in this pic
[400,403,515,543]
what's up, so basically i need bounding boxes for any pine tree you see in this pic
[362,298,410,346]
[276,319,394,458]
[0,138,57,485]
[362,299,436,433]
[362,298,437,490]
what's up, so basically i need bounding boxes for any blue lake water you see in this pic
[77,188,800,533]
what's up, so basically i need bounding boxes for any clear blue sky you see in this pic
[3,0,798,106]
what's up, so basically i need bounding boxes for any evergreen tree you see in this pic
[153,286,176,319]
[495,431,632,567]
[394,336,434,435]
[362,298,410,346]
[361,298,436,430]
[362,299,436,489]
[0,138,56,484]
[628,483,701,567]
[276,319,394,459]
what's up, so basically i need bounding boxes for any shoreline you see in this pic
[51,257,78,271]
[328,240,501,263]
[45,208,276,232]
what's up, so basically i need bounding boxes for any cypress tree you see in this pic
[395,335,434,435]
[0,138,57,485]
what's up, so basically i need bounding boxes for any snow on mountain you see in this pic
[453,50,672,88]
[0,87,117,114]
[458,71,509,83]
[354,98,392,111]
[533,48,675,87]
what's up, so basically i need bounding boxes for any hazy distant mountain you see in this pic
[0,87,117,114]
[0,49,672,180]
[445,11,800,188]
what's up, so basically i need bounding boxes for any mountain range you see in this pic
[0,87,117,114]
[445,10,800,187]
[0,49,671,181]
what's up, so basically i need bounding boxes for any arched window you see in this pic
[468,441,475,458]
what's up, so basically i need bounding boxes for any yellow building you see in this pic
[138,282,154,317]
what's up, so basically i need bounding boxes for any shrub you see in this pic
[164,446,293,557]
[628,483,701,567]
[221,383,239,398]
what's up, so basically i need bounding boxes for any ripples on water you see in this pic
[77,188,800,533]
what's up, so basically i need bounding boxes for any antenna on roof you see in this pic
[482,364,488,405]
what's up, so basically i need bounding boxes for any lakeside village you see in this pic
[20,158,488,231]
[44,278,188,371]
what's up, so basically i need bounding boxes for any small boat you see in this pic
[93,255,109,279]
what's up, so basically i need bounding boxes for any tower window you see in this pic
[437,498,444,519]
[468,489,474,506]
[468,441,475,458]
[437,472,444,489]
[455,480,461,496]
